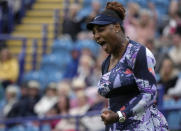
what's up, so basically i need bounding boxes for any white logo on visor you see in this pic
[94,16,101,20]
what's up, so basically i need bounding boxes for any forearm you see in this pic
[121,91,157,118]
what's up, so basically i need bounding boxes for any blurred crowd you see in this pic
[0,0,181,130]
[0,0,33,33]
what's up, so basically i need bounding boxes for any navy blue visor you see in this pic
[87,14,123,30]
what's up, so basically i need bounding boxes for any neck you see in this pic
[112,37,129,59]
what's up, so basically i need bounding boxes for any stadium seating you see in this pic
[23,71,47,89]
[41,53,71,72]
[6,0,64,71]
[163,99,181,129]
[51,36,74,54]
[76,39,100,57]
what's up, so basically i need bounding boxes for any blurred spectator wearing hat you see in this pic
[0,47,19,88]
[2,85,19,118]
[71,78,86,93]
[70,91,89,115]
[6,82,29,118]
[70,78,86,108]
[70,91,90,131]
[57,80,71,97]
[25,80,41,116]
[34,83,58,117]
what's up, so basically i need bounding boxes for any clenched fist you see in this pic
[101,109,119,125]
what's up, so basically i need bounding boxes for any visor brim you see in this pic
[87,21,113,30]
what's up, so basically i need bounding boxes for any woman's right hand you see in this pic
[101,109,119,125]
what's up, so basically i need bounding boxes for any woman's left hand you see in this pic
[101,109,119,125]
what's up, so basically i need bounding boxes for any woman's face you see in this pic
[92,24,121,54]
[172,34,181,47]
[0,48,10,61]
[161,59,173,75]
[57,95,69,112]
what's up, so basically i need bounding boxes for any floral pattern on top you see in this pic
[98,40,168,131]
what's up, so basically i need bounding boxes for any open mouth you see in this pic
[99,41,106,46]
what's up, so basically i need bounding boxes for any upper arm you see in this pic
[133,46,157,93]
[121,46,158,117]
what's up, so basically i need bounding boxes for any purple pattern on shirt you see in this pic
[98,40,168,130]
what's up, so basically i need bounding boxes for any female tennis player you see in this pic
[87,1,168,130]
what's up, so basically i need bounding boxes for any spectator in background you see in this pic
[85,87,105,112]
[57,80,72,97]
[0,47,19,88]
[85,59,102,86]
[26,80,41,116]
[54,95,73,131]
[124,2,140,40]
[125,2,157,44]
[70,91,90,115]
[82,87,105,131]
[11,0,22,24]
[169,24,181,70]
[63,47,80,79]
[62,3,82,41]
[2,85,19,118]
[163,1,181,39]
[7,82,29,117]
[167,77,181,99]
[70,78,86,108]
[56,95,70,117]
[34,83,58,117]
[158,57,179,97]
[89,0,101,18]
[2,85,20,128]
[0,0,9,33]
[81,47,93,58]
[45,106,59,129]
[135,8,157,44]
[76,0,101,31]
[169,0,181,24]
[58,91,90,131]
[169,0,179,19]
[76,54,95,83]
[78,48,98,86]
[84,0,101,24]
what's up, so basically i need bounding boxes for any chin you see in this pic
[104,49,110,54]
